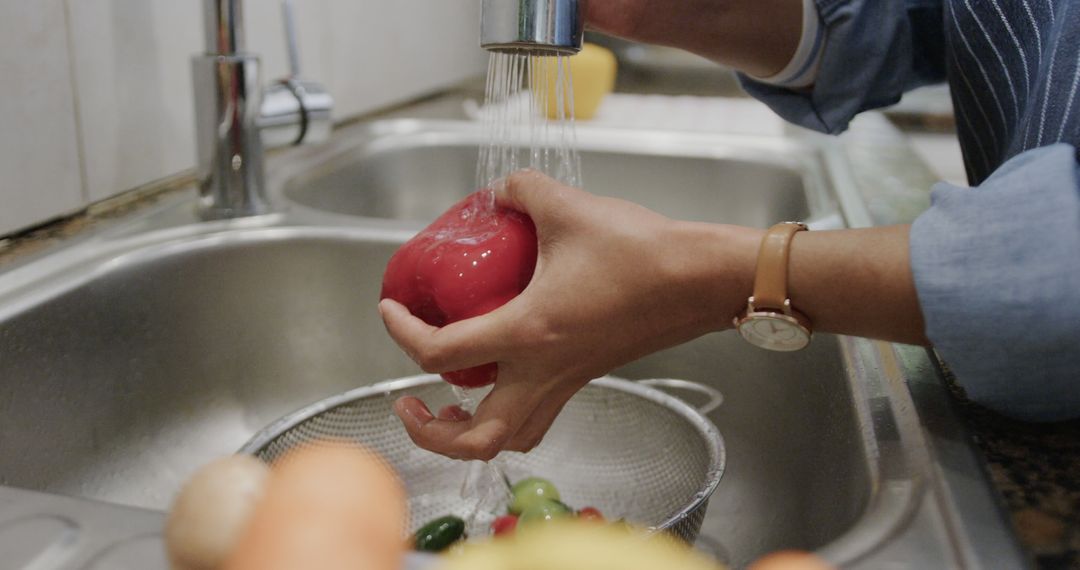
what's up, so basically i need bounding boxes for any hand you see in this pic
[586,0,803,78]
[380,171,761,460]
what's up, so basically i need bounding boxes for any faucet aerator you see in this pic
[480,0,585,55]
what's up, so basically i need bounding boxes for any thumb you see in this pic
[494,169,581,223]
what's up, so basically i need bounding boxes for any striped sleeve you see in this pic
[738,0,948,134]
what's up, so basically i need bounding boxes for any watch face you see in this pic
[737,314,811,352]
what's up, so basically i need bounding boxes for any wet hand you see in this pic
[380,170,760,460]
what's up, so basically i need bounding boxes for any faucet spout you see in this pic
[204,0,245,55]
[481,0,586,55]
[192,0,265,219]
[193,0,332,220]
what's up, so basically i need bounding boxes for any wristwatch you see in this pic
[734,222,812,351]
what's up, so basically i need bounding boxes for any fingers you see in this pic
[503,386,577,453]
[396,378,585,459]
[379,299,510,374]
[394,378,546,461]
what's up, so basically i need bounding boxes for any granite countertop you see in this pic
[945,372,1080,570]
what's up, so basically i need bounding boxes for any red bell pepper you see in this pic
[381,192,538,388]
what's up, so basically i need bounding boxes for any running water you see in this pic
[475,52,583,209]
[454,51,583,536]
[453,384,512,537]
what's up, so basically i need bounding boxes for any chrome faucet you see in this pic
[193,0,332,219]
[481,0,586,54]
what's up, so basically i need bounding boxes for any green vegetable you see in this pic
[519,498,573,526]
[510,477,561,515]
[414,515,466,552]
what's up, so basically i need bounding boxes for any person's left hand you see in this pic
[380,170,761,460]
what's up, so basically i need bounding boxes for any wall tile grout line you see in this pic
[60,0,91,209]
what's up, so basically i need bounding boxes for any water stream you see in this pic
[455,51,582,536]
[475,52,583,208]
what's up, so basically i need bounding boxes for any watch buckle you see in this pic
[747,296,794,316]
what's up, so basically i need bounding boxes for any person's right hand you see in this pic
[585,0,803,78]
[380,170,762,460]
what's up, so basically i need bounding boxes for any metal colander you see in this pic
[239,374,725,544]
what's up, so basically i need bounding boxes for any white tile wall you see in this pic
[66,0,203,203]
[1,0,486,235]
[0,1,85,236]
[320,0,486,118]
[246,0,331,82]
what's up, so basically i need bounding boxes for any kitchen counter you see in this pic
[0,76,1074,569]
[945,369,1080,570]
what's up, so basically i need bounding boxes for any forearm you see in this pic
[588,0,803,78]
[788,225,928,345]
[676,222,929,346]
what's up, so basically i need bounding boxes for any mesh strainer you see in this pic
[239,374,725,544]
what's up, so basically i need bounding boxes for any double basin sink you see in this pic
[0,116,1026,568]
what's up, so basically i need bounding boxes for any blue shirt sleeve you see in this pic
[739,0,948,134]
[910,144,1080,422]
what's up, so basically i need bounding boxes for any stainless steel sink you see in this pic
[0,227,862,565]
[0,118,1025,569]
[282,121,830,228]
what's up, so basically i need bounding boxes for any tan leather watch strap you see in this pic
[752,222,807,310]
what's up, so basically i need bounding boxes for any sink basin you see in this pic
[0,227,864,566]
[281,120,838,229]
[0,231,411,509]
[0,118,1025,569]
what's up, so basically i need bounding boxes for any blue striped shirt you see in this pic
[740,0,1080,421]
